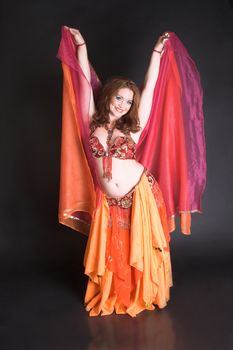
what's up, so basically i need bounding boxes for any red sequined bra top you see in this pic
[90,134,136,160]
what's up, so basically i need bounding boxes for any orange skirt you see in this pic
[83,171,173,317]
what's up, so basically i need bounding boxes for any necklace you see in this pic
[104,124,115,156]
[102,124,115,181]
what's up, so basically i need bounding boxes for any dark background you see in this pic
[1,0,233,349]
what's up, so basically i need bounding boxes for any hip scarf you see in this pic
[83,171,173,317]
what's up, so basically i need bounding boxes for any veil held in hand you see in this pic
[56,26,206,235]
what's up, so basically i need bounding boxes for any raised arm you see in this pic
[66,26,96,118]
[133,32,169,142]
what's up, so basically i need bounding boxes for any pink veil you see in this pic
[136,33,206,233]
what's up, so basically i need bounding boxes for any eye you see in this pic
[127,100,133,105]
[115,96,122,101]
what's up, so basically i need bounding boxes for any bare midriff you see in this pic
[94,157,145,198]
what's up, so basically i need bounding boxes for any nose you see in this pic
[118,99,127,110]
[118,99,124,107]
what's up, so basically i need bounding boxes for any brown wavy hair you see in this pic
[90,77,141,134]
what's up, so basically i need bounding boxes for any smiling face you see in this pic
[109,88,134,122]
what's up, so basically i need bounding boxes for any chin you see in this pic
[111,112,124,119]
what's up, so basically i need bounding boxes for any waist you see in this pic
[105,170,155,209]
[94,159,145,197]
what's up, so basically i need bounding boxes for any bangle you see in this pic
[75,41,86,47]
[153,49,162,54]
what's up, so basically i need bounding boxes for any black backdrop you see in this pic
[1,0,233,349]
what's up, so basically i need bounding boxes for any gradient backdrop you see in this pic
[1,0,233,349]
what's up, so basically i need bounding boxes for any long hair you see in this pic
[90,77,141,134]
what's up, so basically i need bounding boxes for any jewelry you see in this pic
[102,124,115,181]
[153,49,162,54]
[75,41,86,47]
[104,124,115,155]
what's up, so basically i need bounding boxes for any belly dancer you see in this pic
[56,26,206,317]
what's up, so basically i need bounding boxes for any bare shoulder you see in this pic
[130,130,142,144]
[91,126,105,137]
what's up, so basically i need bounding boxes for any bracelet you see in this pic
[75,41,86,47]
[153,49,162,54]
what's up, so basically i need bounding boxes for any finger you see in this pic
[162,37,169,45]
[70,28,79,33]
[70,29,79,35]
[161,34,170,41]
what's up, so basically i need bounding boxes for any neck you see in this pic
[106,120,116,129]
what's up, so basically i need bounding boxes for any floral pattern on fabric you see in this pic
[90,135,136,159]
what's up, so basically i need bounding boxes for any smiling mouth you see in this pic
[115,107,124,113]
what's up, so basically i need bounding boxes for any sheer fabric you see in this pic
[56,26,206,236]
[137,34,206,233]
[84,172,172,317]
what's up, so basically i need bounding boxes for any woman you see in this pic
[56,26,206,317]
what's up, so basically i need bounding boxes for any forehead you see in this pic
[116,88,134,100]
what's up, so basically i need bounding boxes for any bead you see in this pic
[145,302,152,308]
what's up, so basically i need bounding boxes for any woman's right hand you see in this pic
[64,26,85,46]
[154,32,170,55]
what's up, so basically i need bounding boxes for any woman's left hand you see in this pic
[154,32,170,55]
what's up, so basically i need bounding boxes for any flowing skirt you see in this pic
[83,171,173,317]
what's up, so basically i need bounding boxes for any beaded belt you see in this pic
[106,170,155,209]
